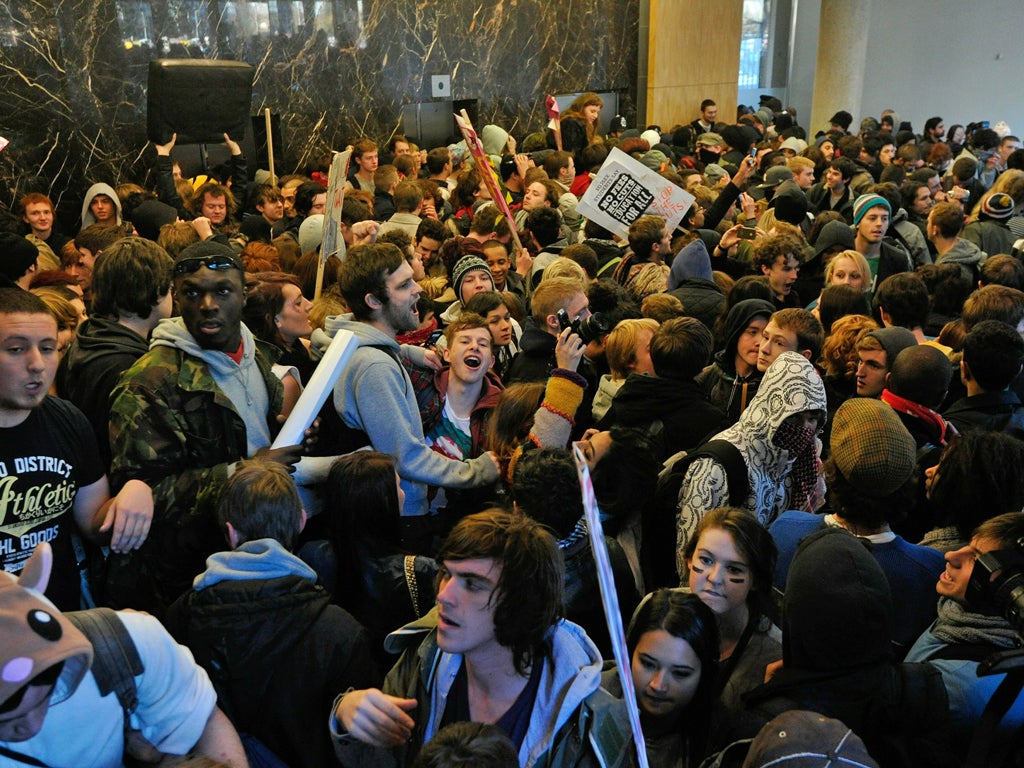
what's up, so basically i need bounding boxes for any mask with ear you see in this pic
[0,543,94,711]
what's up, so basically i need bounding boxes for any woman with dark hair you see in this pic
[604,590,720,767]
[292,250,341,304]
[571,426,660,595]
[920,431,1024,552]
[946,124,966,157]
[816,283,872,335]
[324,451,438,668]
[244,271,315,384]
[682,507,781,749]
[448,168,488,236]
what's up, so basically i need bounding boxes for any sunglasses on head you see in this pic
[174,254,241,276]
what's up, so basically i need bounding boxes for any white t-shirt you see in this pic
[9,611,216,767]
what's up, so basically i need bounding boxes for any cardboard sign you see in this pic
[577,147,694,239]
[321,149,351,261]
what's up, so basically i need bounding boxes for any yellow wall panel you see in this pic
[646,0,743,128]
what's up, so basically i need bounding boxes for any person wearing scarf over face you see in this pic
[677,351,827,572]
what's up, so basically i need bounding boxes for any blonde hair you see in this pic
[531,277,584,326]
[787,156,815,173]
[157,221,201,259]
[31,287,81,333]
[756,207,778,233]
[309,285,348,331]
[605,318,658,380]
[825,249,872,293]
[641,293,684,323]
[540,257,587,288]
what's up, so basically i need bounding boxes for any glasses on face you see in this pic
[174,254,242,276]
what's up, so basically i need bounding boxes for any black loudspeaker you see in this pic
[147,59,254,145]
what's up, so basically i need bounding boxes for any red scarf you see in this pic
[880,389,949,446]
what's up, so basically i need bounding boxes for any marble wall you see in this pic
[0,0,638,230]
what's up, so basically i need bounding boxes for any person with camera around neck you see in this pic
[905,512,1024,759]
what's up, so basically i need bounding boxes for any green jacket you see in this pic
[107,340,283,613]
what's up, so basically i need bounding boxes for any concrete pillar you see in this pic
[810,0,872,133]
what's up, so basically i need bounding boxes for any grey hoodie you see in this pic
[935,237,986,282]
[151,317,272,455]
[314,314,499,517]
[80,182,123,230]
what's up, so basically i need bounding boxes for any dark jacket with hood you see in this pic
[667,238,727,331]
[963,217,1014,258]
[507,321,560,384]
[165,539,378,768]
[732,528,953,768]
[583,238,627,279]
[872,238,914,290]
[597,373,728,462]
[695,299,776,425]
[807,182,854,223]
[56,316,150,468]
[507,320,597,434]
[669,278,727,331]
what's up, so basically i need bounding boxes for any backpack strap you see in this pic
[925,642,999,663]
[643,440,749,588]
[0,745,50,767]
[695,439,750,506]
[596,255,622,278]
[65,608,143,716]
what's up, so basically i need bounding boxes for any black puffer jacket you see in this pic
[166,566,378,768]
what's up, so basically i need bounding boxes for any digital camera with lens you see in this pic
[556,310,610,345]
[968,537,1024,638]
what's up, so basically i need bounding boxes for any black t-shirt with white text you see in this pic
[0,396,103,609]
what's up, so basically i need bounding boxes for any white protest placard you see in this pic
[572,444,650,768]
[577,147,694,240]
[271,329,358,448]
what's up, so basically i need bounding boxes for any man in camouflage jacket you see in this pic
[107,243,298,614]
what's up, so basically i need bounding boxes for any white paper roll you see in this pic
[271,329,359,448]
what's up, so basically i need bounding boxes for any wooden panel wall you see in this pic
[646,0,743,129]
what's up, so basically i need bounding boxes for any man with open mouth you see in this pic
[324,243,500,552]
[421,314,503,521]
[0,286,153,612]
[331,509,629,767]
